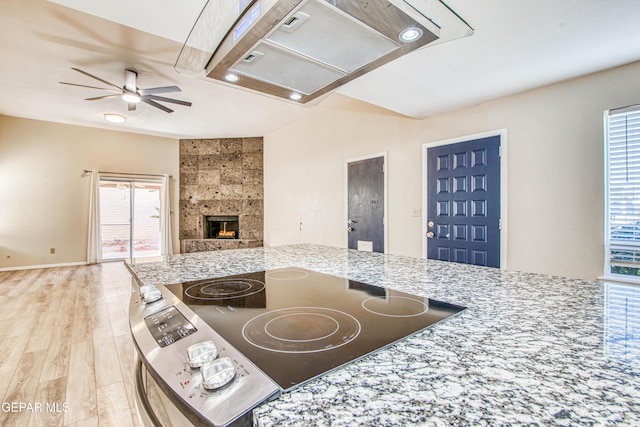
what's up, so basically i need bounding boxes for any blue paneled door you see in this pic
[427,136,501,267]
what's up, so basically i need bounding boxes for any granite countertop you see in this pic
[126,244,640,426]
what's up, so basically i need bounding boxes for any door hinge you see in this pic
[499,218,502,230]
[499,145,502,157]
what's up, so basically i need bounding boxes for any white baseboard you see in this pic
[0,261,89,272]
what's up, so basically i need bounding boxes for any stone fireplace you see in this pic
[179,137,263,253]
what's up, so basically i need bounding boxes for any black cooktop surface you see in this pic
[165,267,465,391]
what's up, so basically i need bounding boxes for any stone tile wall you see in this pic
[179,137,263,250]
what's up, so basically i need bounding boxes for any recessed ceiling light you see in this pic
[122,90,141,103]
[104,113,126,123]
[289,92,302,101]
[224,73,239,82]
[398,27,423,42]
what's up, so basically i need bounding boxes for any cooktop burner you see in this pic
[362,296,430,317]
[165,268,465,391]
[184,278,265,301]
[265,268,310,280]
[243,307,361,353]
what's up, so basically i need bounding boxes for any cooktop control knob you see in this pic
[201,357,236,390]
[139,285,156,297]
[142,287,163,304]
[187,340,219,369]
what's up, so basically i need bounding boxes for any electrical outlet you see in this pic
[50,248,55,254]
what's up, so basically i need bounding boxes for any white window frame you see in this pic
[603,105,640,284]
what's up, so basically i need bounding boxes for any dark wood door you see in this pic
[348,156,385,253]
[427,136,501,267]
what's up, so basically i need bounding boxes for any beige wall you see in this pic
[0,116,179,269]
[264,61,640,280]
[264,101,413,251]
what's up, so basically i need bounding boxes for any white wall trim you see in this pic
[0,261,90,272]
[599,274,640,286]
[602,109,612,279]
[345,152,389,253]
[421,129,508,268]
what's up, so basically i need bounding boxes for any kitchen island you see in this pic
[127,244,640,426]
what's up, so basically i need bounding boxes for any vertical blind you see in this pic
[606,105,640,272]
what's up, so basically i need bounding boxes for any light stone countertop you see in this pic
[127,244,640,426]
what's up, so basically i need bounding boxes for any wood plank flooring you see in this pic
[0,263,141,427]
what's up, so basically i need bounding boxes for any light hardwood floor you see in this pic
[0,262,141,427]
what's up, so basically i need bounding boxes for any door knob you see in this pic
[347,227,354,232]
[426,231,435,238]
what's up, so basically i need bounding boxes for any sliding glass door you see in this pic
[99,178,162,260]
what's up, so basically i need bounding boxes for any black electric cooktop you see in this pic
[165,268,465,391]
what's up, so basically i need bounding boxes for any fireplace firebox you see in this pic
[205,216,239,239]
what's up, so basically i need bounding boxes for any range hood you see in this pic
[176,0,473,104]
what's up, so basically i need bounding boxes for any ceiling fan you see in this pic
[60,68,192,113]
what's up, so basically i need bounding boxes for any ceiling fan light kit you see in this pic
[60,68,192,113]
[122,91,141,104]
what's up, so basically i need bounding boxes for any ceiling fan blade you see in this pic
[144,95,192,107]
[139,86,181,95]
[71,67,122,91]
[85,94,121,101]
[142,98,173,113]
[128,103,136,111]
[59,82,121,93]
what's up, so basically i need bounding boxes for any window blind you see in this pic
[606,105,640,274]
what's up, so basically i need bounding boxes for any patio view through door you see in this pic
[425,134,502,267]
[99,178,162,260]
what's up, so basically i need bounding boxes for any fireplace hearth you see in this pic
[205,215,239,239]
